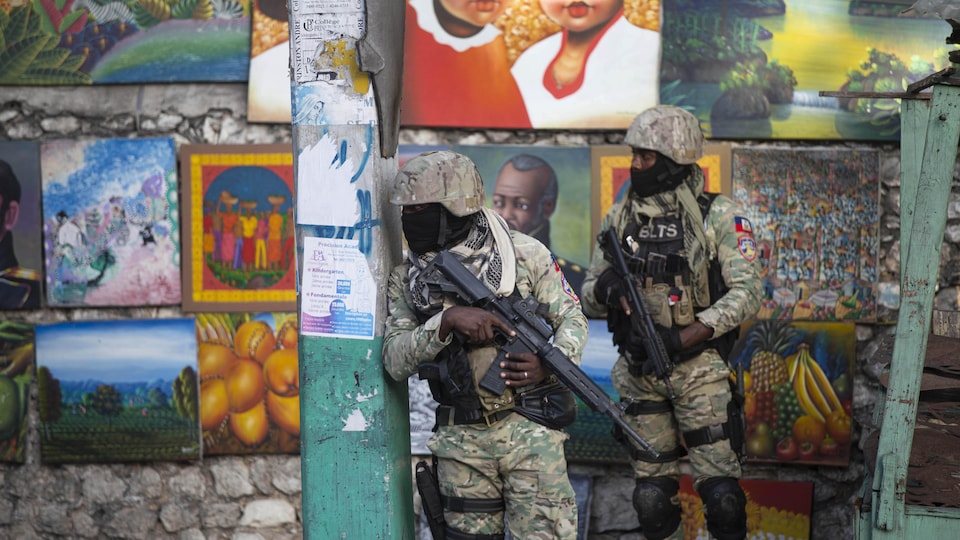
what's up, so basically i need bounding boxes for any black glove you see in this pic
[594,268,622,305]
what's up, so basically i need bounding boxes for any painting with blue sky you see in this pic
[40,137,180,308]
[35,317,200,464]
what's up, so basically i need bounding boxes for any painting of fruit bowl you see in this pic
[729,319,855,466]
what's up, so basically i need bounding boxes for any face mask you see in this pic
[402,205,474,255]
[630,155,688,198]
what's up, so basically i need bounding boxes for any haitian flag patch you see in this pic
[734,216,753,234]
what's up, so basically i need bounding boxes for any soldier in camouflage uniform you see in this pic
[383,150,588,540]
[581,106,762,540]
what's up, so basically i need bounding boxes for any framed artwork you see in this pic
[729,320,856,467]
[197,312,299,455]
[247,0,292,123]
[180,144,296,312]
[564,318,631,464]
[732,147,880,322]
[41,137,180,308]
[679,476,813,539]
[453,144,592,295]
[0,0,250,85]
[0,141,44,310]
[35,318,200,464]
[400,0,661,129]
[0,320,34,463]
[660,0,955,140]
[590,143,732,245]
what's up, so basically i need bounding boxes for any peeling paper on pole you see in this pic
[296,135,359,226]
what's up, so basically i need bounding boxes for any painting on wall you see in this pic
[590,143,732,244]
[729,320,855,467]
[732,147,880,321]
[197,312,299,455]
[35,318,200,464]
[660,0,955,140]
[401,0,661,129]
[180,144,296,312]
[453,144,591,296]
[679,476,813,539]
[564,318,631,464]
[0,141,44,310]
[0,321,34,463]
[247,0,291,123]
[41,137,180,308]
[0,0,251,85]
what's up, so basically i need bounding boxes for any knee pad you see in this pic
[697,477,747,540]
[632,477,681,540]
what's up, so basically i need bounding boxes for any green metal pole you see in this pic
[287,3,411,538]
[869,84,960,539]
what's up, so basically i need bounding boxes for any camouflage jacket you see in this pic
[383,231,588,382]
[581,169,761,338]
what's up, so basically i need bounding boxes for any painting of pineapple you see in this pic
[745,320,799,438]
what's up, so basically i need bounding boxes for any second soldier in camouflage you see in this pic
[581,106,762,540]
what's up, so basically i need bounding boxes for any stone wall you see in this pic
[2,83,960,539]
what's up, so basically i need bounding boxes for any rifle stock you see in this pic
[600,228,677,400]
[421,251,659,458]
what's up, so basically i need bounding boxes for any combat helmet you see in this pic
[624,106,704,165]
[390,150,484,217]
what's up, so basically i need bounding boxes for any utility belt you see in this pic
[434,376,576,431]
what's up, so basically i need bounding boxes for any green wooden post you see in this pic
[868,84,960,539]
[286,3,412,538]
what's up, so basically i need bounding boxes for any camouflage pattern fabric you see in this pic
[624,105,705,165]
[384,230,587,381]
[579,158,761,529]
[429,413,578,539]
[390,150,485,217]
[383,225,587,537]
[580,166,762,338]
[612,350,743,488]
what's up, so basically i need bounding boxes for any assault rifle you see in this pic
[599,228,677,400]
[421,250,658,458]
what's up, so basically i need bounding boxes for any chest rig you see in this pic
[619,212,697,331]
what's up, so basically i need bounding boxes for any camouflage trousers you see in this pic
[427,412,578,539]
[613,349,742,539]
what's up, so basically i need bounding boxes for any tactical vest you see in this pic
[611,193,738,366]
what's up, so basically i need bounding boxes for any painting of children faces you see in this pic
[539,0,623,34]
[439,0,511,30]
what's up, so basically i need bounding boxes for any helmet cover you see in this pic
[390,150,484,217]
[624,106,705,165]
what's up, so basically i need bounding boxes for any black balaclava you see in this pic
[630,153,690,198]
[401,204,474,255]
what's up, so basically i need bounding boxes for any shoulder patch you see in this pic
[552,255,579,301]
[734,216,753,234]
[738,236,757,261]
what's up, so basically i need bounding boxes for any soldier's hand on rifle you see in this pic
[440,305,515,344]
[500,351,545,386]
[594,268,625,306]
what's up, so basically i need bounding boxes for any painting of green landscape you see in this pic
[35,318,200,464]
